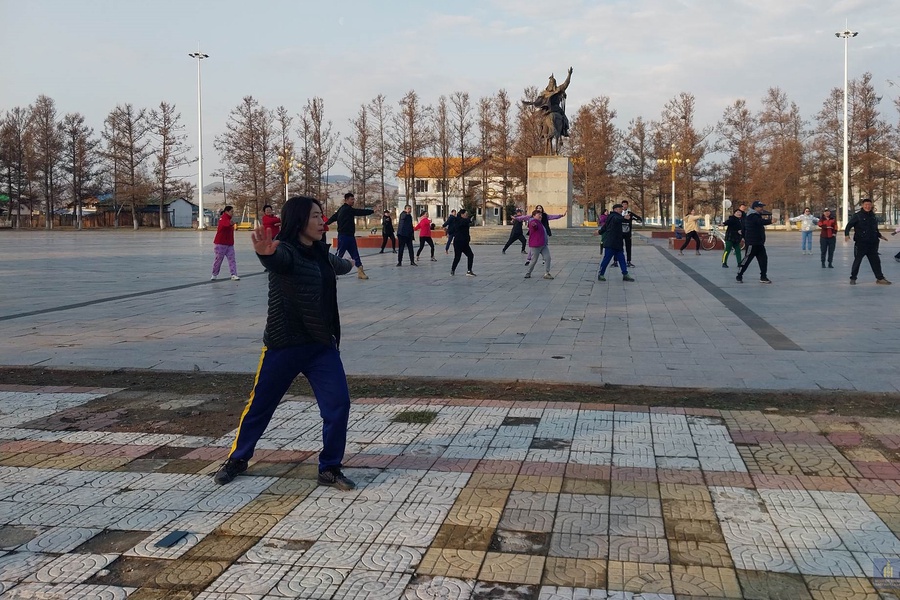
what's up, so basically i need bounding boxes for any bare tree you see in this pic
[215,96,275,222]
[758,87,806,219]
[715,99,761,205]
[148,102,191,229]
[450,91,475,208]
[272,106,295,207]
[302,98,341,212]
[103,104,152,230]
[392,90,431,213]
[475,96,493,223]
[0,107,32,227]
[367,94,392,211]
[850,73,892,212]
[343,103,377,223]
[60,112,98,229]
[570,96,619,220]
[619,117,653,221]
[658,93,709,215]
[492,89,515,222]
[432,95,453,218]
[29,95,63,229]
[512,86,544,194]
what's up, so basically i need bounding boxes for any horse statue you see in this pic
[523,67,573,156]
[541,112,565,155]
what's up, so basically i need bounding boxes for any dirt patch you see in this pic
[1,366,898,438]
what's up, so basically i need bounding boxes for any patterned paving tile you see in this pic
[401,575,474,600]
[479,552,544,585]
[417,548,485,579]
[670,564,742,598]
[541,556,606,588]
[606,560,673,595]
[205,562,291,595]
[24,553,115,584]
[274,565,348,598]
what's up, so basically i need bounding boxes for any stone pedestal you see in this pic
[527,156,573,228]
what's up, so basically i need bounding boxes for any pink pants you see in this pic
[212,244,237,276]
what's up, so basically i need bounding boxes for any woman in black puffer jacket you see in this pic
[213,196,358,492]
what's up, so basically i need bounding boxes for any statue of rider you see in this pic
[523,67,573,137]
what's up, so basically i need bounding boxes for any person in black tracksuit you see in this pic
[620,200,643,267]
[450,209,476,276]
[736,201,771,283]
[324,193,374,279]
[443,210,457,254]
[845,198,891,285]
[502,208,527,254]
[380,210,396,253]
[721,209,743,268]
[396,204,416,266]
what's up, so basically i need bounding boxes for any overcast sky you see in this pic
[1,0,898,185]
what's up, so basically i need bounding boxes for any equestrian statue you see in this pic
[523,67,573,155]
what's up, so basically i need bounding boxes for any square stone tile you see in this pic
[401,575,474,600]
[659,483,711,502]
[432,524,494,551]
[0,551,56,582]
[479,552,544,585]
[237,537,313,565]
[274,565,348,598]
[294,541,368,570]
[205,562,291,595]
[25,553,115,584]
[553,512,608,536]
[607,536,669,563]
[319,518,383,544]
[606,560,672,595]
[489,530,549,556]
[505,491,558,512]
[541,557,606,588]
[548,533,608,559]
[720,521,785,548]
[0,525,44,550]
[560,479,609,496]
[334,569,412,599]
[153,559,230,590]
[556,493,608,514]
[803,575,880,600]
[358,544,422,573]
[788,547,864,577]
[22,527,100,553]
[498,509,555,533]
[728,544,798,573]
[778,526,844,550]
[181,534,259,562]
[445,505,502,529]
[418,548,485,579]
[125,529,205,560]
[607,515,664,538]
[374,519,441,547]
[513,475,563,493]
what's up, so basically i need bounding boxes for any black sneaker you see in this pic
[214,458,248,485]
[850,278,857,285]
[722,264,729,268]
[736,275,743,283]
[466,271,476,277]
[760,278,772,284]
[317,467,356,491]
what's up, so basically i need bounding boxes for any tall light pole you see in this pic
[657,144,689,230]
[189,48,209,229]
[272,147,302,207]
[836,27,858,228]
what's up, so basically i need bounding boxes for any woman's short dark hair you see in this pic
[279,196,322,242]
[221,205,233,215]
[263,204,273,212]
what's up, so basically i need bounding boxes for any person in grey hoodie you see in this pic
[788,208,819,254]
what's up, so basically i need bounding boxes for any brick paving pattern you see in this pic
[1,387,898,598]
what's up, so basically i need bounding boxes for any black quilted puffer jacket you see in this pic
[256,240,353,349]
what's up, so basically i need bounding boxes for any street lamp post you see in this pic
[657,144,689,230]
[189,48,209,229]
[272,148,302,207]
[835,26,858,229]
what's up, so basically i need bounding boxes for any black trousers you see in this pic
[416,236,435,258]
[850,241,884,280]
[503,232,527,253]
[381,232,396,251]
[738,244,768,278]
[679,231,701,251]
[624,235,634,262]
[397,235,415,264]
[819,236,835,265]
[452,239,474,272]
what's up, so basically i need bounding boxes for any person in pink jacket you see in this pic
[517,208,554,279]
[414,211,437,261]
[523,207,565,266]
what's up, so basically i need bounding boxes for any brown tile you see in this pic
[670,565,742,598]
[153,559,230,590]
[182,533,259,561]
[479,552,545,585]
[87,556,170,588]
[75,530,149,554]
[433,524,494,551]
[0,525,44,550]
[670,541,733,568]
[562,478,610,495]
[610,481,660,499]
[123,589,195,600]
[468,473,517,489]
[513,475,563,493]
[665,520,726,544]
[803,575,880,600]
[659,484,711,502]
[662,499,717,521]
[735,570,812,600]
[446,504,502,528]
[542,556,607,588]
[606,560,673,595]
[154,459,214,474]
[455,487,510,507]
[418,547,485,579]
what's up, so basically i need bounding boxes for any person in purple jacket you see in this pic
[517,208,554,280]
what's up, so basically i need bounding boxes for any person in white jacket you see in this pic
[789,208,819,254]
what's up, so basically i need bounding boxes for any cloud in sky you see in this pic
[1,0,897,181]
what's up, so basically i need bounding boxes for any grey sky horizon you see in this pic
[1,0,898,188]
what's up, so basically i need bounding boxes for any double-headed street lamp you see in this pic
[189,48,209,229]
[835,26,858,228]
[272,149,303,206]
[657,144,690,230]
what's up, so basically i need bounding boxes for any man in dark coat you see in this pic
[325,192,374,279]
[396,204,416,266]
[502,208,528,254]
[596,204,634,282]
[736,201,771,284]
[379,210,396,253]
[845,198,891,285]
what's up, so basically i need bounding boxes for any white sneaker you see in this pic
[231,275,240,281]
[210,275,217,281]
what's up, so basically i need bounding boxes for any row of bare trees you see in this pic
[4,72,899,229]
[570,73,900,224]
[0,95,194,229]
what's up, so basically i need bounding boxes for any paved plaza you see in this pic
[0,230,899,599]
[0,229,898,391]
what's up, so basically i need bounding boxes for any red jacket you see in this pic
[818,216,837,238]
[214,212,235,245]
[262,214,281,238]
[414,216,432,237]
